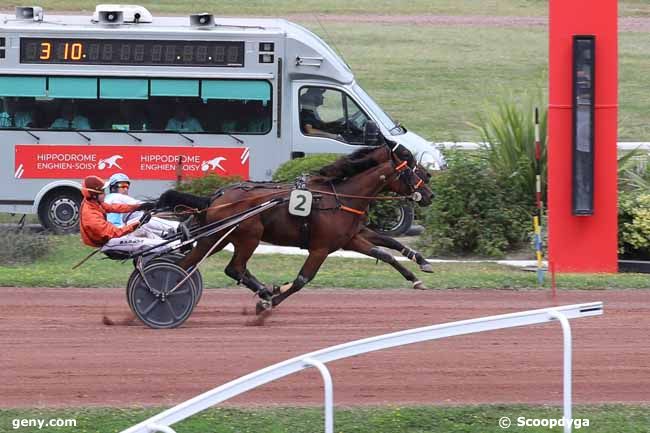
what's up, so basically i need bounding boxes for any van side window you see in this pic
[0,97,36,128]
[0,77,272,134]
[299,87,370,144]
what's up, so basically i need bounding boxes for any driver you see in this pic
[104,172,179,238]
[299,87,343,140]
[79,175,166,255]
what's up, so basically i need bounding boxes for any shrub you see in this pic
[618,191,650,258]
[272,154,338,182]
[175,173,242,196]
[417,151,532,258]
[0,228,53,265]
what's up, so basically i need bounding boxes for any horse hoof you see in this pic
[413,281,427,290]
[419,263,434,273]
[256,299,272,315]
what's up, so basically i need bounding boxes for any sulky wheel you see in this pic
[127,262,196,329]
[126,254,203,309]
[126,268,139,314]
[154,253,204,307]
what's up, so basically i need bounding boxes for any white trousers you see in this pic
[101,223,179,256]
[125,216,180,238]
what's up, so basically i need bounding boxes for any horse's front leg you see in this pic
[257,248,329,314]
[343,234,426,290]
[358,227,433,273]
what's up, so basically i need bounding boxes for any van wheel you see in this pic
[368,203,414,237]
[38,190,82,234]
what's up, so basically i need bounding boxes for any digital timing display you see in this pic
[20,38,245,67]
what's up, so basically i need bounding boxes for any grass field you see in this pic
[1,234,649,289]
[1,405,649,433]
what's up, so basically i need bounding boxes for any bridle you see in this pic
[385,143,427,200]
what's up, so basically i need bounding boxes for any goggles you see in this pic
[115,182,130,189]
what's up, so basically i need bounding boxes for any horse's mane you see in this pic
[157,189,212,211]
[313,146,384,184]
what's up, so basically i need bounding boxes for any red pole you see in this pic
[550,260,557,300]
[548,0,618,272]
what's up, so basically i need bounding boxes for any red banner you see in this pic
[14,145,250,180]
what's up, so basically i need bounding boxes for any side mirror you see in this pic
[364,120,381,146]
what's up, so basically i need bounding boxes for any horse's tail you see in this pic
[157,189,211,211]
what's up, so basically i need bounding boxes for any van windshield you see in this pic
[352,84,403,135]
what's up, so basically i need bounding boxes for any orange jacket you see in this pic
[79,199,141,247]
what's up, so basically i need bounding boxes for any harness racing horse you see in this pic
[157,144,433,314]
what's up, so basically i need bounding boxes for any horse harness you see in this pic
[171,146,426,249]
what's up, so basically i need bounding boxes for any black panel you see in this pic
[572,36,595,216]
[259,42,274,52]
[20,38,245,67]
[259,53,274,63]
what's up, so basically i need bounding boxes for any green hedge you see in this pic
[272,154,338,182]
[418,151,533,258]
[618,191,650,259]
[175,173,242,196]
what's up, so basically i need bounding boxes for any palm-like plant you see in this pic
[467,93,547,204]
[618,149,648,192]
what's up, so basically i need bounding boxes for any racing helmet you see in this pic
[81,175,105,200]
[106,172,131,193]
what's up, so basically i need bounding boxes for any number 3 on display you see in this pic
[39,42,51,60]
[288,190,312,217]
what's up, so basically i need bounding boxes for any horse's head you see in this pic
[314,145,433,206]
[381,142,434,207]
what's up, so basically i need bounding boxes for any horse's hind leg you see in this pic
[359,227,433,273]
[224,231,273,300]
[343,234,427,290]
[264,248,329,313]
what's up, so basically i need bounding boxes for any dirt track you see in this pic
[0,287,648,408]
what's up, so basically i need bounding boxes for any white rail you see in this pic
[120,302,603,433]
[436,141,650,151]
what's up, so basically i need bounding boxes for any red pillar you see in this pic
[548,0,618,272]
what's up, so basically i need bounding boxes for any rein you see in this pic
[168,188,293,217]
[305,188,412,201]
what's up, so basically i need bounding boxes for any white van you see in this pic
[0,5,444,233]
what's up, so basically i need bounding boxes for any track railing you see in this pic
[120,302,603,433]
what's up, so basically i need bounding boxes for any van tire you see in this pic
[368,203,414,237]
[38,189,82,234]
